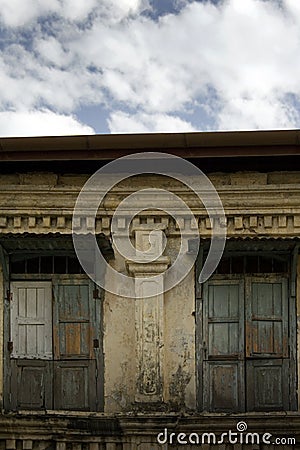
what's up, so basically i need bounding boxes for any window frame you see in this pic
[195,241,298,413]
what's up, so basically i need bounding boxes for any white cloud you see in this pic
[67,0,300,129]
[0,43,103,112]
[108,111,196,133]
[218,97,299,130]
[0,0,300,135]
[0,110,94,137]
[0,0,148,27]
[99,0,150,22]
[34,37,72,67]
[0,0,55,27]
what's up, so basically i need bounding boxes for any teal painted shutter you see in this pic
[202,278,245,412]
[246,276,289,411]
[53,277,100,411]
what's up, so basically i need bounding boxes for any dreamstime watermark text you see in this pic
[157,421,296,446]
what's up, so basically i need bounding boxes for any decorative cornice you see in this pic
[0,173,299,237]
[0,213,299,238]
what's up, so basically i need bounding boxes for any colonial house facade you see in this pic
[0,130,299,448]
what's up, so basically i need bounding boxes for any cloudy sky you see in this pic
[0,0,300,136]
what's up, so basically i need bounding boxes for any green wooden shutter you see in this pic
[202,278,245,412]
[53,276,101,411]
[246,276,289,411]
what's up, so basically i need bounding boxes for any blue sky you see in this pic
[0,0,300,136]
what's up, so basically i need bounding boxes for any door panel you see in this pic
[246,276,289,411]
[10,282,52,410]
[201,275,292,412]
[246,277,288,358]
[53,277,100,411]
[11,360,52,410]
[53,281,93,359]
[54,360,96,410]
[9,277,101,412]
[202,279,245,412]
[205,361,243,412]
[247,359,289,411]
[11,282,52,359]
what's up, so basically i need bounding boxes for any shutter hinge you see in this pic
[7,341,13,353]
[93,339,99,348]
[6,290,12,301]
[93,289,100,299]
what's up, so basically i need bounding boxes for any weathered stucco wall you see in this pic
[1,170,300,414]
[103,290,136,412]
[164,269,196,410]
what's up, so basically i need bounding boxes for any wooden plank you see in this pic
[207,361,243,412]
[88,444,99,450]
[52,276,102,410]
[26,288,37,318]
[13,360,52,410]
[37,325,45,355]
[26,324,37,356]
[246,276,290,410]
[53,278,93,358]
[65,323,81,355]
[246,276,288,358]
[247,359,289,411]
[72,445,82,450]
[11,282,52,359]
[202,277,244,412]
[54,360,96,410]
[18,324,26,355]
[56,444,66,450]
[18,288,26,316]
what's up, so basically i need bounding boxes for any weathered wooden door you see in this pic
[201,275,292,412]
[202,278,245,412]
[10,282,53,409]
[53,277,101,411]
[246,276,289,411]
[9,277,102,411]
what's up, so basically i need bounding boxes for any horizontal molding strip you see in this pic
[0,214,299,238]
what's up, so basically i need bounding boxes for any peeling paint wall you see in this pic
[103,292,136,412]
[0,170,300,414]
[164,269,196,410]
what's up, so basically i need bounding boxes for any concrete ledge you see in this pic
[0,412,299,448]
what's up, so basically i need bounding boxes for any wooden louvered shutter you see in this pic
[10,282,52,410]
[246,276,289,411]
[202,278,245,412]
[53,277,100,411]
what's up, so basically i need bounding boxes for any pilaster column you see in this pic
[126,228,170,403]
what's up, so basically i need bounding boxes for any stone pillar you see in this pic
[126,228,170,403]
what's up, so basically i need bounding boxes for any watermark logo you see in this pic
[157,421,296,446]
[72,152,226,298]
[236,421,247,432]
